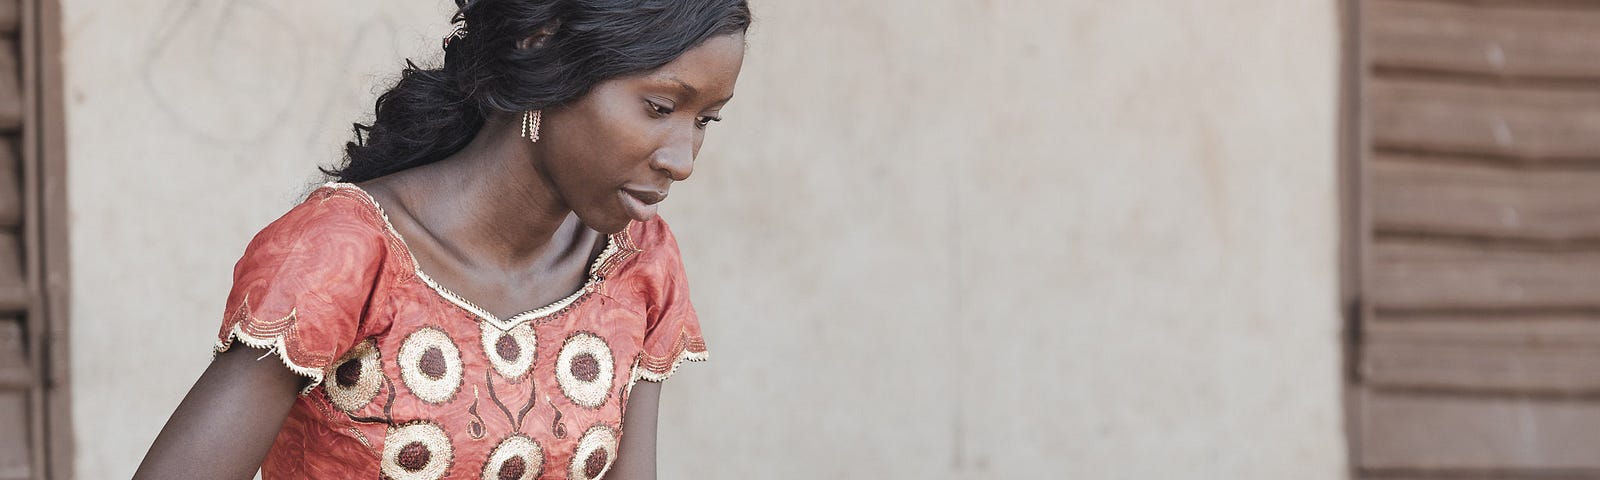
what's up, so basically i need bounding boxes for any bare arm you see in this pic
[133,345,304,480]
[608,381,663,480]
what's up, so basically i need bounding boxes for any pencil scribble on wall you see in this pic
[301,16,401,151]
[142,0,302,145]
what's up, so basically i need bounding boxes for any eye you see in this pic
[695,115,722,129]
[645,99,673,117]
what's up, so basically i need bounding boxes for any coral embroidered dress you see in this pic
[213,184,707,480]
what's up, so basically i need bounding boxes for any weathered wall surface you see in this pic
[61,1,1344,478]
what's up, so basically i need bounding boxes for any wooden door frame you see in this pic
[1338,0,1366,477]
[23,0,71,477]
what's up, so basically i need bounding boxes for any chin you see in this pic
[577,212,631,235]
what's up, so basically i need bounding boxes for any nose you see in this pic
[650,129,695,182]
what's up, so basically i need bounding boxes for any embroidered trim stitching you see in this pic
[214,297,328,395]
[633,328,709,383]
[622,329,708,413]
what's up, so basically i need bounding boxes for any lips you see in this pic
[621,188,667,206]
[618,187,666,221]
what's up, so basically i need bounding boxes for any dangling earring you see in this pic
[521,110,542,143]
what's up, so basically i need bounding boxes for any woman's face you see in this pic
[535,33,747,234]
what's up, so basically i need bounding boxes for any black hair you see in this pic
[323,0,752,183]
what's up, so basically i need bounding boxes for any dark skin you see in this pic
[135,31,745,479]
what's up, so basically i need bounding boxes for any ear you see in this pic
[517,20,562,50]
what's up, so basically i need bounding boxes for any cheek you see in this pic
[591,119,667,171]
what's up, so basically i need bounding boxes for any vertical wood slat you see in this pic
[1367,0,1600,79]
[1341,0,1371,473]
[33,0,68,475]
[14,0,40,477]
[36,0,72,477]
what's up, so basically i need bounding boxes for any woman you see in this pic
[135,1,749,478]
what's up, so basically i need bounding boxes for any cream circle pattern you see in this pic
[398,327,464,404]
[480,321,537,381]
[567,425,618,480]
[323,338,382,412]
[380,421,454,480]
[480,434,543,480]
[555,332,614,409]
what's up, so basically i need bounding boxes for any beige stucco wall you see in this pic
[62,0,1345,478]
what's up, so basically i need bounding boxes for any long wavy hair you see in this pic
[323,0,753,183]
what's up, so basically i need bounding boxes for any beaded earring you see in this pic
[521,110,542,143]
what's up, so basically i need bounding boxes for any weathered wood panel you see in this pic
[0,391,27,479]
[0,318,23,390]
[1358,0,1600,476]
[1368,0,1600,79]
[0,0,16,36]
[0,138,21,228]
[0,152,17,230]
[1369,79,1600,161]
[1361,392,1600,470]
[1371,238,1600,310]
[1371,155,1600,241]
[0,39,17,133]
[1364,315,1600,392]
[0,234,25,314]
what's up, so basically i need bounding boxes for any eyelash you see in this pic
[646,100,721,129]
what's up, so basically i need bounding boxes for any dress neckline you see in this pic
[324,182,630,331]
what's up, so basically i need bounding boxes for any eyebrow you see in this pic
[665,76,700,98]
[658,75,734,106]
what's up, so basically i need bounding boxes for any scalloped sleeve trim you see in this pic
[632,328,708,383]
[213,299,330,395]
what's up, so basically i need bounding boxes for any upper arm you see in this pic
[134,346,304,480]
[608,381,663,480]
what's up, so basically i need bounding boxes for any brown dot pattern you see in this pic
[498,457,526,480]
[398,442,430,472]
[571,354,600,382]
[334,359,361,387]
[496,335,520,362]
[420,347,447,380]
[583,450,607,478]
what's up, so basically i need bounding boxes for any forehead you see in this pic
[634,33,746,100]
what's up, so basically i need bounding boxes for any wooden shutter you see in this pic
[1349,0,1600,477]
[0,0,68,478]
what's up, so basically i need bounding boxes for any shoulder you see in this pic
[247,185,390,251]
[234,184,394,277]
[622,217,688,272]
[600,217,692,301]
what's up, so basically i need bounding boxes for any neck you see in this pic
[389,115,583,269]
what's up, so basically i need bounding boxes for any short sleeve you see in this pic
[630,219,708,382]
[214,189,388,394]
